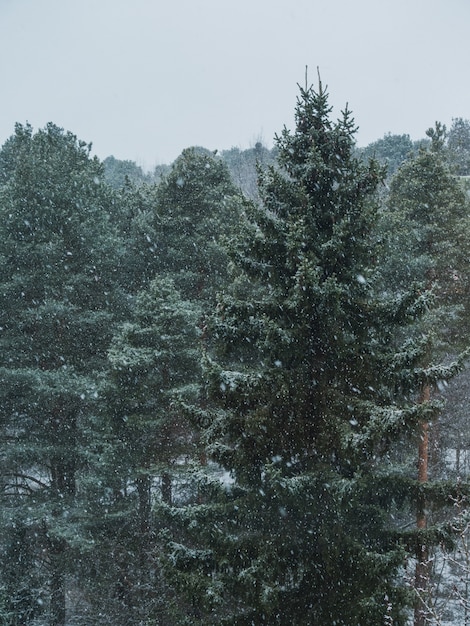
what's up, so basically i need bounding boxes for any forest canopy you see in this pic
[1,87,470,626]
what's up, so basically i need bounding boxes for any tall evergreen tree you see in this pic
[0,123,124,625]
[76,276,201,624]
[81,147,244,623]
[383,126,470,625]
[166,82,464,625]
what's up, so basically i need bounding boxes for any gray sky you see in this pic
[1,0,469,169]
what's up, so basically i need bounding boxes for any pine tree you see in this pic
[82,147,244,622]
[384,123,470,339]
[153,146,243,302]
[114,146,244,306]
[77,276,201,624]
[0,123,125,625]
[383,125,470,625]
[166,81,464,625]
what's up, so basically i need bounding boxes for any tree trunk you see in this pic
[137,473,151,536]
[161,471,172,505]
[135,473,152,617]
[48,424,76,626]
[414,383,430,626]
[49,539,67,626]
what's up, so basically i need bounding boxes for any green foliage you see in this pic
[382,127,470,341]
[103,155,152,188]
[113,147,244,303]
[164,82,444,625]
[1,85,469,625]
[106,275,201,478]
[153,147,244,302]
[0,122,125,624]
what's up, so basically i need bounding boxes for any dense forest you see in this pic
[2,84,470,626]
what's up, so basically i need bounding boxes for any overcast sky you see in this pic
[1,0,468,169]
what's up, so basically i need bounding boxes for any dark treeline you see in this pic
[1,89,470,625]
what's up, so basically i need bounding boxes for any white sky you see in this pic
[0,0,469,170]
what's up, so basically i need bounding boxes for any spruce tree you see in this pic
[166,82,463,625]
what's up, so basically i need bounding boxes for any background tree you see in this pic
[103,155,152,189]
[220,142,278,201]
[357,132,416,178]
[446,117,470,176]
